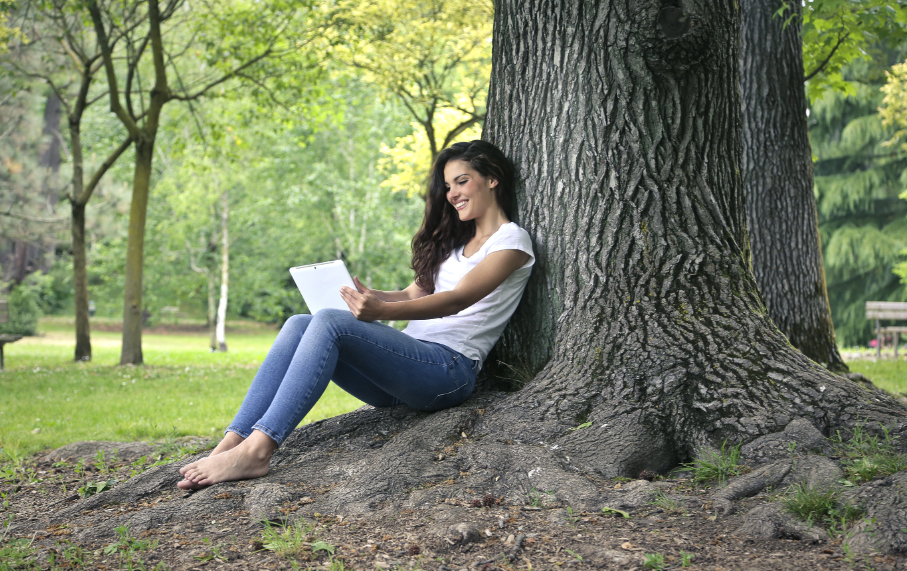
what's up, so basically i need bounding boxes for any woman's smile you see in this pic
[444,160,496,220]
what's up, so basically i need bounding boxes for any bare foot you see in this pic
[206,431,245,457]
[177,431,277,490]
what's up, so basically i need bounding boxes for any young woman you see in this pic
[178,140,534,489]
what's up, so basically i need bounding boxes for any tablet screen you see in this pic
[289,260,356,314]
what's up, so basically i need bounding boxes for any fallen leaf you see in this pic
[601,506,630,519]
[620,542,633,550]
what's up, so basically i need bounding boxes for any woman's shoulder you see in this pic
[485,223,534,260]
[491,222,532,246]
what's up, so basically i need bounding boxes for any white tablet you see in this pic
[289,260,356,314]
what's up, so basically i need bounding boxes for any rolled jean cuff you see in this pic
[251,423,284,446]
[225,426,251,439]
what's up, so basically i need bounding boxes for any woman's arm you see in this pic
[340,249,531,322]
[369,282,429,303]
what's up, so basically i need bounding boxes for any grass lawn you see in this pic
[845,357,907,395]
[2,319,904,460]
[0,318,364,458]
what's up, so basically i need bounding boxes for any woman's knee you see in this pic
[281,314,312,335]
[310,308,356,329]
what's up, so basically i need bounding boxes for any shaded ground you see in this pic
[2,439,905,570]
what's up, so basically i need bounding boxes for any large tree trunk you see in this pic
[739,0,847,372]
[40,0,907,558]
[120,138,154,365]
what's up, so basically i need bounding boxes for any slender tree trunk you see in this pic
[120,138,154,365]
[207,269,217,351]
[11,241,28,285]
[739,0,847,372]
[69,110,92,362]
[39,93,62,272]
[72,201,91,361]
[215,190,228,352]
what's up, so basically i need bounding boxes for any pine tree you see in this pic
[810,49,907,347]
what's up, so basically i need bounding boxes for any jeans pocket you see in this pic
[424,355,475,411]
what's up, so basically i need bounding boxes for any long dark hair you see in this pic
[411,140,514,293]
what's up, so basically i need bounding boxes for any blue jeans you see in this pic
[227,309,478,446]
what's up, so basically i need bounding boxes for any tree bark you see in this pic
[739,0,847,372]
[215,189,228,352]
[120,139,154,365]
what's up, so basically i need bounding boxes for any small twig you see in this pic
[472,533,527,567]
[508,534,527,561]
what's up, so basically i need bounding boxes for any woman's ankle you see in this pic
[245,430,279,461]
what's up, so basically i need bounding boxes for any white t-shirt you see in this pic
[402,222,535,367]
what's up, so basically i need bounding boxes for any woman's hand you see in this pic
[340,276,385,321]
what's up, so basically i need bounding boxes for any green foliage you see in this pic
[333,0,492,193]
[792,0,907,102]
[680,550,694,567]
[45,542,92,569]
[77,478,116,499]
[0,538,36,571]
[600,506,630,519]
[681,440,746,486]
[649,489,684,514]
[103,525,159,569]
[79,77,423,326]
[783,483,864,535]
[261,519,316,558]
[642,552,665,570]
[0,278,42,336]
[810,50,907,346]
[830,420,907,483]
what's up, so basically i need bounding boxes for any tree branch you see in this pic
[804,31,850,83]
[126,33,151,121]
[440,114,485,150]
[0,210,68,224]
[169,48,274,102]
[77,135,134,206]
[87,0,141,138]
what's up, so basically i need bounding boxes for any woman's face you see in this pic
[443,160,499,222]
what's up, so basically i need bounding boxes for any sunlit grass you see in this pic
[0,320,364,457]
[845,358,907,395]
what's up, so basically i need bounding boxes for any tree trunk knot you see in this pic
[658,7,690,38]
[650,6,710,75]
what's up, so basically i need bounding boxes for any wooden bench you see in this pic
[0,300,23,371]
[866,301,907,358]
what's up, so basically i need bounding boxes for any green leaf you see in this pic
[601,506,630,519]
[311,540,335,555]
[569,422,593,431]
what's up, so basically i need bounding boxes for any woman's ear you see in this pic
[489,178,499,189]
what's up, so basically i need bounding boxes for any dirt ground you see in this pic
[3,442,905,571]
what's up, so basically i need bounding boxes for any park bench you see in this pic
[0,299,23,370]
[866,301,907,358]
